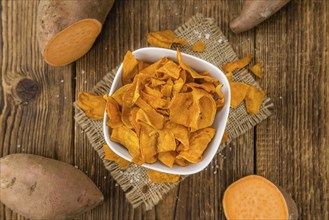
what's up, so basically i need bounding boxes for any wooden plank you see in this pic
[0,0,74,219]
[74,0,158,219]
[0,2,3,112]
[168,1,256,220]
[255,0,329,219]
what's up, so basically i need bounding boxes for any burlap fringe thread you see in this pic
[74,13,273,211]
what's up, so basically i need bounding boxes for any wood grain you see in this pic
[1,0,328,219]
[255,1,329,219]
[0,1,74,219]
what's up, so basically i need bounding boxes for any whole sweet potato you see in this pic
[0,154,103,219]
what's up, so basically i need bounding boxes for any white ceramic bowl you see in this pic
[103,47,230,175]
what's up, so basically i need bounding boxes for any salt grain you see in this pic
[218,39,223,44]
[214,171,217,174]
[279,96,282,99]
[205,34,210,39]
[74,165,78,169]
[81,70,85,74]
[60,79,64,83]
[64,97,67,100]
[56,94,59,98]
[104,176,107,179]
[17,144,21,148]
[84,80,87,84]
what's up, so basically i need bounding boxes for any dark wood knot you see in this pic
[13,78,39,103]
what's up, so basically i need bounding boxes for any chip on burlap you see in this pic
[74,13,273,210]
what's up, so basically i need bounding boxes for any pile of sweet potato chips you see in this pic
[108,49,223,168]
[77,30,266,183]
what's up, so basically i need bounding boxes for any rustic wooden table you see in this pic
[1,0,328,219]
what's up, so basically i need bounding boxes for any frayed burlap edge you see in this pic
[74,13,273,210]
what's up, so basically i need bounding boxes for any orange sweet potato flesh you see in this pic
[223,175,298,220]
[230,0,291,33]
[37,0,115,66]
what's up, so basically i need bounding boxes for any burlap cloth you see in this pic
[74,14,273,210]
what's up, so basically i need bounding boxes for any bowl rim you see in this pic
[103,47,231,175]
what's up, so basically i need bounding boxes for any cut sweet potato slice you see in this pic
[223,175,298,220]
[37,0,115,66]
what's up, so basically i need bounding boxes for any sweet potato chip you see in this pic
[111,84,131,106]
[160,83,173,98]
[147,170,180,183]
[158,151,177,168]
[176,143,189,152]
[147,34,171,48]
[177,49,216,84]
[229,81,250,108]
[225,72,233,82]
[169,92,200,129]
[172,77,185,94]
[138,60,150,72]
[122,50,139,85]
[191,40,205,52]
[78,92,106,120]
[140,58,169,76]
[140,90,167,109]
[198,94,217,129]
[144,84,163,98]
[177,127,216,163]
[103,144,131,169]
[151,78,166,87]
[147,30,188,49]
[135,98,165,130]
[186,82,216,94]
[249,63,263,78]
[221,130,229,144]
[157,60,181,79]
[245,86,265,114]
[191,88,217,129]
[121,81,139,128]
[174,158,187,167]
[157,128,176,153]
[105,96,123,128]
[215,85,225,110]
[110,126,141,162]
[130,107,141,136]
[139,124,157,163]
[165,122,189,148]
[222,55,253,73]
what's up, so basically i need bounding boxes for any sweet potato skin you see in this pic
[0,154,104,220]
[230,0,291,33]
